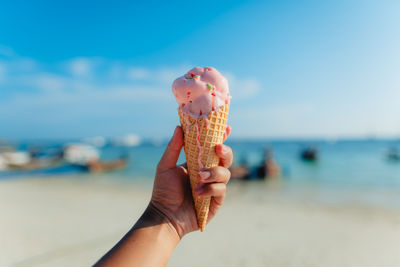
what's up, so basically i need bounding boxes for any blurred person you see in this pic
[300,146,319,161]
[256,148,281,179]
[387,147,400,161]
[95,126,233,266]
[28,146,40,159]
[230,155,250,180]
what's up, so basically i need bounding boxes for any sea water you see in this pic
[227,139,400,188]
[1,139,400,207]
[2,139,400,185]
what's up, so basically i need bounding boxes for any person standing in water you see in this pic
[256,148,281,179]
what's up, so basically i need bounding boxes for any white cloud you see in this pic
[0,55,263,138]
[1,85,168,108]
[223,72,261,99]
[34,73,66,93]
[154,65,192,84]
[1,55,261,103]
[2,53,398,139]
[105,86,169,100]
[127,67,151,80]
[68,57,92,76]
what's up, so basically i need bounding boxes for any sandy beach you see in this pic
[1,176,400,267]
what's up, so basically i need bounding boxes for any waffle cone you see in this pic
[178,103,229,231]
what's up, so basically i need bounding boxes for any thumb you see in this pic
[157,126,184,171]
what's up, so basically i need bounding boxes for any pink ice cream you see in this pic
[172,67,230,117]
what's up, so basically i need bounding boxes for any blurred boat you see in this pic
[300,146,319,161]
[63,144,100,165]
[0,150,62,171]
[0,151,31,169]
[63,143,127,173]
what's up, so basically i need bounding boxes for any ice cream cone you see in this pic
[178,103,229,231]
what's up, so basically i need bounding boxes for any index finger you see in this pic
[215,144,233,168]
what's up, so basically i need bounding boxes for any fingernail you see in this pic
[199,171,210,180]
[222,145,229,154]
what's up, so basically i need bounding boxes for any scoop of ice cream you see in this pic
[172,67,230,117]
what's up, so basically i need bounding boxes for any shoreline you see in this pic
[3,173,400,209]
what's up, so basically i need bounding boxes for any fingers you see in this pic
[194,165,231,198]
[198,166,231,184]
[222,125,231,142]
[194,182,226,198]
[157,126,183,171]
[215,144,233,168]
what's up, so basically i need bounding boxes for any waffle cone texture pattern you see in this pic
[178,103,229,231]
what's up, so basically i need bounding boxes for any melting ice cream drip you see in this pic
[183,111,191,134]
[204,116,209,129]
[195,120,204,170]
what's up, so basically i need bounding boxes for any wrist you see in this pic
[95,203,181,266]
[137,203,181,244]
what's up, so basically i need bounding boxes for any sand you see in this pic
[1,176,400,267]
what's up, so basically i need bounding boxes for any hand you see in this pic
[149,125,233,238]
[95,125,232,266]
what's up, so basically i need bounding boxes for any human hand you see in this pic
[95,126,232,266]
[149,125,233,238]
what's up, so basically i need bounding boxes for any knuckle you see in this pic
[214,166,225,175]
[216,184,226,195]
[210,185,219,195]
[209,166,231,181]
[213,166,225,178]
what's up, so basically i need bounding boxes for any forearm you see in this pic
[95,204,180,267]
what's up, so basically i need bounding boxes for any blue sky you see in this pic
[1,0,400,139]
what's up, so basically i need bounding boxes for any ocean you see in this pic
[227,139,400,188]
[2,139,399,187]
[2,139,400,209]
